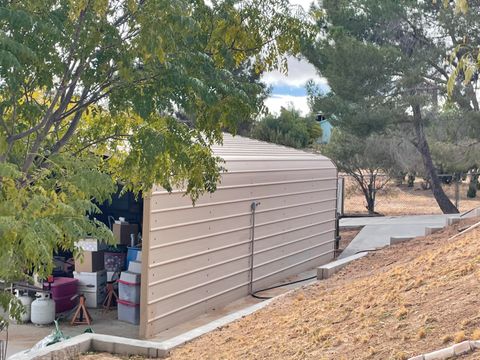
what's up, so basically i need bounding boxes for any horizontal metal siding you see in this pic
[143,156,336,337]
[149,187,336,227]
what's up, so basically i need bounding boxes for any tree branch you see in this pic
[49,87,90,156]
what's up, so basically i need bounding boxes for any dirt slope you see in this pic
[168,218,480,360]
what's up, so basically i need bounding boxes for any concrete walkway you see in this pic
[339,214,461,259]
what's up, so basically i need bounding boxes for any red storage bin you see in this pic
[45,277,78,313]
[54,294,77,313]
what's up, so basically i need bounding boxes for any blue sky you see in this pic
[271,85,307,97]
[261,0,329,116]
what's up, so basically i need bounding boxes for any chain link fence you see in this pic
[339,173,480,216]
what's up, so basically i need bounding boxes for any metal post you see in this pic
[455,177,460,209]
[249,201,260,295]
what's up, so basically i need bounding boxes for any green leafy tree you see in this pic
[0,0,310,321]
[324,129,396,214]
[251,106,322,148]
[304,0,480,214]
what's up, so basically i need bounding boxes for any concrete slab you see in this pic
[339,214,461,259]
[340,214,459,228]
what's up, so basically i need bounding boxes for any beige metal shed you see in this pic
[139,134,338,338]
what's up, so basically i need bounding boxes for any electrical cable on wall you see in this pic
[251,275,318,300]
[249,200,317,300]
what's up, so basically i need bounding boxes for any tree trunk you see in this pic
[365,189,375,214]
[412,105,459,214]
[467,172,478,198]
[361,173,376,214]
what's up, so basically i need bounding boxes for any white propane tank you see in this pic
[31,292,55,325]
[11,290,33,323]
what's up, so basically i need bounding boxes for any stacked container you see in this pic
[126,247,141,269]
[45,277,78,313]
[74,270,107,308]
[118,256,141,324]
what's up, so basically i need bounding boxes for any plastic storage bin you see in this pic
[118,299,140,325]
[74,270,107,291]
[128,260,142,274]
[46,277,78,298]
[118,281,141,304]
[54,294,76,313]
[45,277,78,313]
[120,271,141,283]
[104,251,126,272]
[126,247,141,268]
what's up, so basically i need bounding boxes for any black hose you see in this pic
[251,275,317,300]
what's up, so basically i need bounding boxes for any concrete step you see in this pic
[390,236,413,245]
[425,226,444,235]
[317,252,369,280]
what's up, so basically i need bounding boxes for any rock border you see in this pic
[408,340,480,360]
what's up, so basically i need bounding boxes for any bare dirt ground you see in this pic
[343,178,480,216]
[167,217,480,360]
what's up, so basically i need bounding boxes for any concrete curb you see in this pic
[408,340,480,359]
[316,252,368,280]
[425,226,443,235]
[390,236,413,245]
[8,333,168,359]
[447,217,461,226]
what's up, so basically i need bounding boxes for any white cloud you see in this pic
[262,56,327,88]
[264,94,310,115]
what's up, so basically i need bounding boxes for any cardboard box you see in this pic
[75,238,108,252]
[75,251,105,272]
[112,223,139,245]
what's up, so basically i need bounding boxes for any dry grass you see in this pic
[168,217,480,360]
[343,178,480,216]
